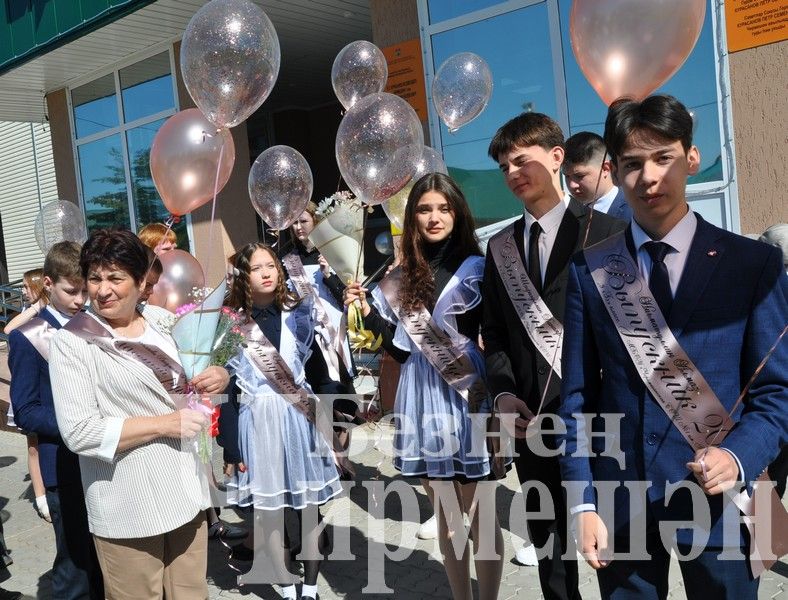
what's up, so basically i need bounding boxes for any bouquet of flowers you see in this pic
[168,280,245,463]
[311,190,365,283]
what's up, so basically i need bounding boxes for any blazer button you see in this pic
[538,366,547,375]
[646,433,658,446]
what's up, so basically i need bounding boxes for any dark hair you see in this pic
[564,132,608,167]
[43,241,83,283]
[488,112,564,161]
[228,242,300,315]
[399,173,482,312]
[144,246,163,277]
[80,229,149,284]
[604,95,693,164]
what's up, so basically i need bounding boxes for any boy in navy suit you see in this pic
[558,95,787,599]
[563,132,632,222]
[9,241,103,599]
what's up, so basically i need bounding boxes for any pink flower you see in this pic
[231,326,241,335]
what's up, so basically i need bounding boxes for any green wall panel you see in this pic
[0,0,156,75]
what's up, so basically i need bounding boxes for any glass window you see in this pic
[78,134,131,231]
[431,2,556,226]
[557,0,722,183]
[427,0,504,24]
[72,73,119,138]
[120,52,174,123]
[126,119,189,246]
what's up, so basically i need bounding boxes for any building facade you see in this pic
[0,0,784,282]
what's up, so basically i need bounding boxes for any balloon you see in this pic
[150,108,236,216]
[432,52,493,133]
[570,0,706,105]
[33,200,88,253]
[374,231,394,256]
[148,250,205,312]
[331,41,388,110]
[248,145,313,230]
[180,0,281,128]
[382,146,448,231]
[335,92,423,206]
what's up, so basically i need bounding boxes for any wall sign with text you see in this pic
[726,0,788,52]
[382,39,428,120]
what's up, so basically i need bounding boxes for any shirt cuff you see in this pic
[569,503,597,515]
[97,417,124,462]
[720,448,745,483]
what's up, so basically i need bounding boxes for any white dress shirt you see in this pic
[43,305,72,327]
[523,194,571,282]
[592,185,620,215]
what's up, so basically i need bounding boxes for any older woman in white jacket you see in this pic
[50,229,229,600]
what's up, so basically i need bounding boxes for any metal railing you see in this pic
[0,279,23,342]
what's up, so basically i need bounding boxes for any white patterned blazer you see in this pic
[49,304,210,539]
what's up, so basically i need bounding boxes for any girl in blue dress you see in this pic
[345,173,505,600]
[219,243,349,600]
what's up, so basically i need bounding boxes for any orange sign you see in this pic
[382,39,428,120]
[726,0,788,52]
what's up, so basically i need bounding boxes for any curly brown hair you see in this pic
[399,173,481,312]
[228,243,300,317]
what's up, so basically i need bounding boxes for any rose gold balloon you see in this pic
[150,108,236,216]
[570,0,706,105]
[147,249,206,312]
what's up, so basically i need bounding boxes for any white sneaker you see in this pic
[416,515,438,540]
[513,543,538,566]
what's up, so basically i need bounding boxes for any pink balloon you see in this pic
[150,108,236,216]
[148,250,206,312]
[570,0,706,106]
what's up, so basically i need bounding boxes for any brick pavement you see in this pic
[0,417,786,598]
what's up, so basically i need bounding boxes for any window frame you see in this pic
[417,0,740,232]
[67,42,196,249]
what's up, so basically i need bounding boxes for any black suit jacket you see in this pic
[482,198,626,414]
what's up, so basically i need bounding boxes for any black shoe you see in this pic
[208,520,247,541]
[228,543,254,562]
[0,588,22,600]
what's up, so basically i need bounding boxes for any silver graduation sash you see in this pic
[488,223,563,378]
[17,317,56,362]
[282,252,351,381]
[584,231,788,576]
[377,268,488,411]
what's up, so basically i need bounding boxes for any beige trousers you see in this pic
[93,512,207,600]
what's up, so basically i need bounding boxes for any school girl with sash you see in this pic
[283,203,360,446]
[219,242,351,600]
[344,173,505,600]
[49,229,229,599]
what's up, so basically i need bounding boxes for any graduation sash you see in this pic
[584,231,788,576]
[17,317,56,362]
[377,267,488,412]
[488,223,563,378]
[64,311,187,395]
[282,252,351,381]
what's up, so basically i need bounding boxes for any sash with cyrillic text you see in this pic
[488,223,563,378]
[584,231,788,577]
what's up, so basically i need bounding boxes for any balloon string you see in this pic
[582,150,608,249]
[144,215,177,279]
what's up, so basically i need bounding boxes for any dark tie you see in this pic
[528,221,543,293]
[644,241,673,316]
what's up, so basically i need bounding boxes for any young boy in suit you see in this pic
[482,112,625,600]
[9,241,103,599]
[558,94,787,599]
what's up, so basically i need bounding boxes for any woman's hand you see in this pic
[191,366,230,394]
[161,408,208,439]
[318,255,331,278]
[223,462,246,477]
[343,281,371,317]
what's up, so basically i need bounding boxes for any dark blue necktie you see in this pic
[528,221,543,293]
[644,241,673,316]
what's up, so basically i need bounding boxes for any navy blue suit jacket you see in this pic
[558,215,788,547]
[8,309,80,488]
[606,187,633,222]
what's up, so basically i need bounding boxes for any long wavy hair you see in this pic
[228,242,300,317]
[399,173,481,312]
